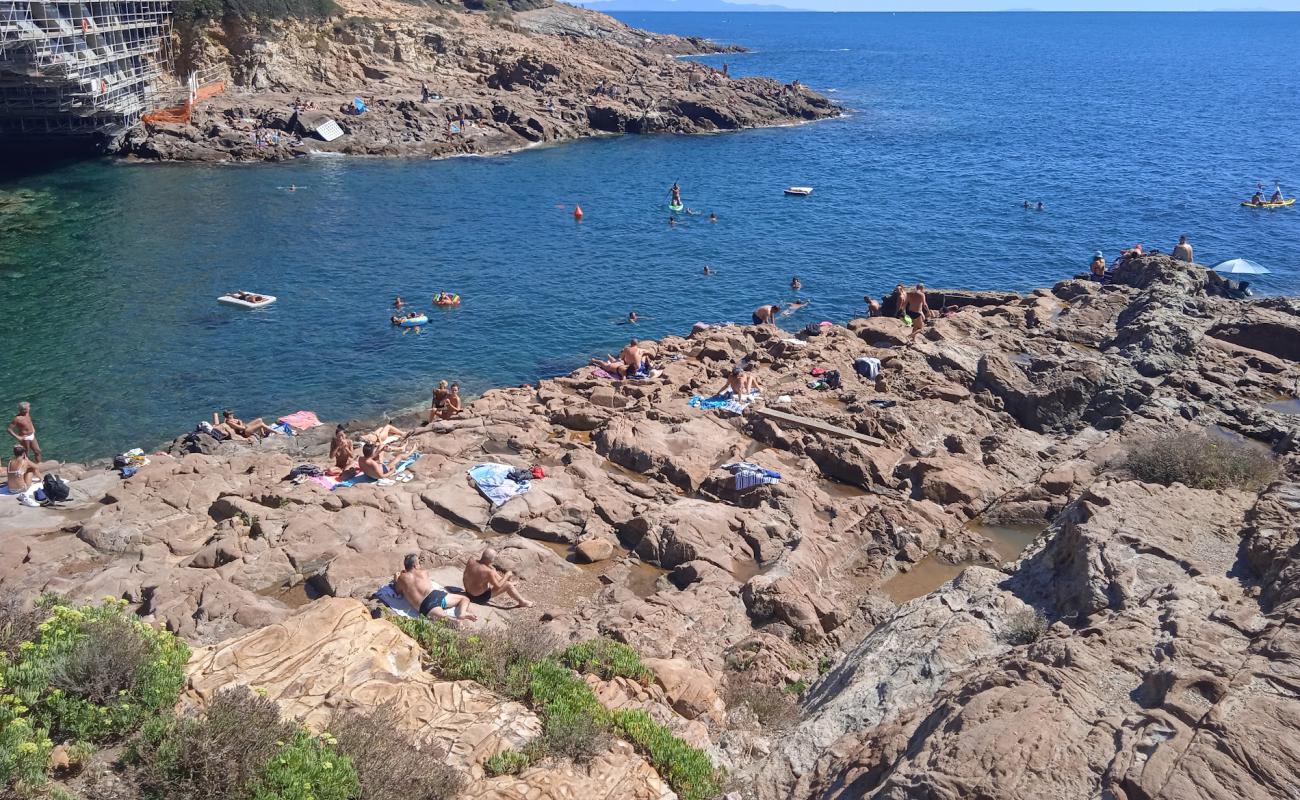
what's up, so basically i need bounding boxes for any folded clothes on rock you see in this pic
[469,462,530,507]
[720,462,781,490]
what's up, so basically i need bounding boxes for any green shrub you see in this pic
[557,639,653,685]
[0,592,50,661]
[247,729,358,800]
[135,686,293,800]
[328,703,465,800]
[1123,431,1277,490]
[0,707,53,793]
[176,0,339,23]
[483,748,530,777]
[610,710,723,800]
[397,617,722,795]
[3,600,189,743]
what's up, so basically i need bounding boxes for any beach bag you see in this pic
[902,313,913,327]
[824,370,842,390]
[802,322,823,337]
[288,464,324,479]
[42,474,70,503]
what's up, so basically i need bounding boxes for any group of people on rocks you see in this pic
[5,402,42,505]
[394,548,533,625]
[1089,235,1195,283]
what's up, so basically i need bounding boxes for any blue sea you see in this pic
[2,12,1298,462]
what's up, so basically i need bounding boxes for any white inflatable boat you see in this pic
[784,186,813,196]
[218,292,277,309]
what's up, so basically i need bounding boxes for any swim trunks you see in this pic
[418,589,449,616]
[468,588,493,605]
[751,312,764,325]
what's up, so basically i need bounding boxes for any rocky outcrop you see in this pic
[4,253,1299,799]
[118,0,837,162]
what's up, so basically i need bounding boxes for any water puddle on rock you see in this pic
[730,556,766,584]
[1264,397,1300,416]
[257,581,316,609]
[881,522,1042,605]
[533,539,668,600]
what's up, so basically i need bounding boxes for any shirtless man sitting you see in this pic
[590,340,649,379]
[7,444,41,504]
[462,548,533,609]
[395,553,477,623]
[357,442,413,480]
[7,402,40,463]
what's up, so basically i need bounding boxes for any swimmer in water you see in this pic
[628,311,638,324]
[394,295,405,309]
[790,276,802,291]
[669,217,677,227]
[703,265,713,275]
[708,212,717,223]
[1036,201,1044,211]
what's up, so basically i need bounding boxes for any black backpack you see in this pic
[824,370,842,390]
[42,474,70,503]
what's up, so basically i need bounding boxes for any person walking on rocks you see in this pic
[7,402,40,462]
[462,548,534,609]
[397,553,477,623]
[1171,235,1194,263]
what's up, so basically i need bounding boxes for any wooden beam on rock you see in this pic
[751,407,884,446]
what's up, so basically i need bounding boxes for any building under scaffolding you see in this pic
[0,0,173,149]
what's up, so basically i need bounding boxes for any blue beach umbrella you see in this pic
[1211,258,1271,275]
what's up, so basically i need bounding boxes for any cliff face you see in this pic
[118,0,836,161]
[3,256,1299,798]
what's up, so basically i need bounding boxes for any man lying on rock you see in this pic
[462,547,534,609]
[396,553,477,624]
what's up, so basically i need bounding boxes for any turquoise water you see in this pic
[2,12,1298,462]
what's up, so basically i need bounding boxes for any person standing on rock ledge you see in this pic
[7,402,39,463]
[463,548,534,609]
[1171,235,1194,263]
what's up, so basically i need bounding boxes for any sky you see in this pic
[578,0,1300,10]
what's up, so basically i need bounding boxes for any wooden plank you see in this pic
[752,407,885,446]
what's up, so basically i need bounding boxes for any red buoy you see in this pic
[573,204,584,219]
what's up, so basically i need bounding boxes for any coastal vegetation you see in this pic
[0,598,460,800]
[1124,431,1277,490]
[393,617,724,800]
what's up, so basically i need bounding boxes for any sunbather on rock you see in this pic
[361,423,405,444]
[357,441,412,480]
[396,553,477,624]
[214,409,275,440]
[329,424,354,472]
[462,547,534,609]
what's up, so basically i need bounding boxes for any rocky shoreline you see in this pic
[117,0,838,162]
[3,253,1299,799]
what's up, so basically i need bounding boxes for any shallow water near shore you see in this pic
[2,12,1298,462]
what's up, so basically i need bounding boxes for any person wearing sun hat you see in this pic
[1090,251,1107,280]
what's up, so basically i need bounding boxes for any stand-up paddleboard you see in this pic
[1241,198,1295,209]
[218,292,276,309]
[669,203,684,212]
[784,187,813,196]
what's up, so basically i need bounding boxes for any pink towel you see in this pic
[308,474,338,490]
[278,410,322,430]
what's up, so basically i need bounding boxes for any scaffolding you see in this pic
[0,0,173,142]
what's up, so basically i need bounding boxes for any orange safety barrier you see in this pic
[193,80,225,103]
[142,102,190,125]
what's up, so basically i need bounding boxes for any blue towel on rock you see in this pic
[469,463,530,507]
